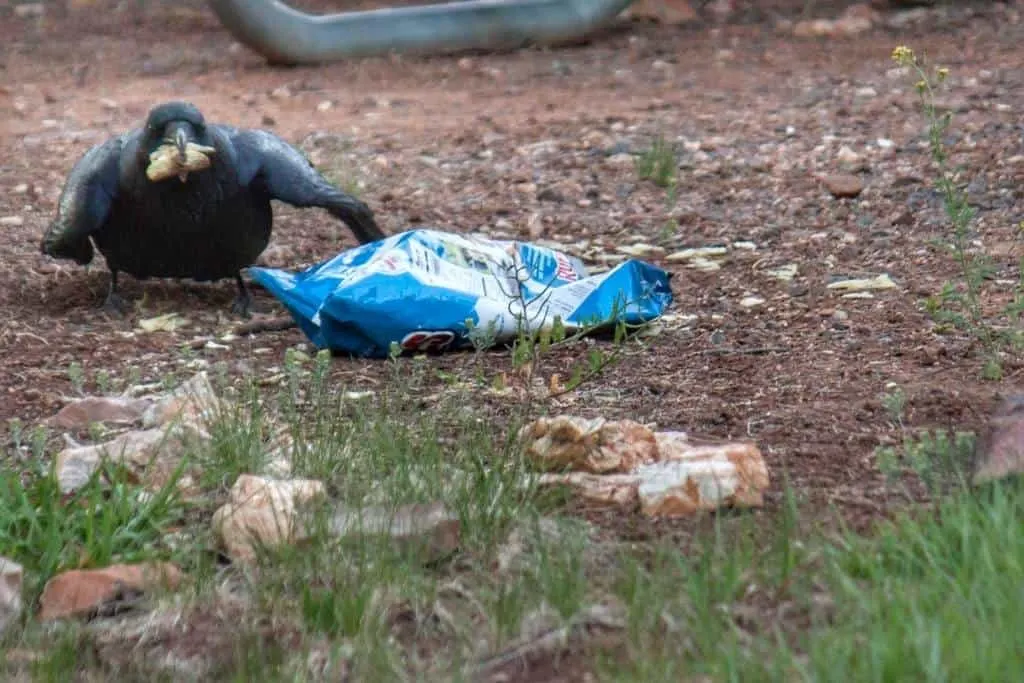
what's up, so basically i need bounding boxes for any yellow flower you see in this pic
[891,45,915,64]
[936,67,949,81]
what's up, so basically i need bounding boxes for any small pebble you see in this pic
[823,173,864,199]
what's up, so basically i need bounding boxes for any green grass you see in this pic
[597,473,1024,682]
[2,354,1023,682]
[635,134,677,189]
[799,482,1024,681]
[0,459,185,607]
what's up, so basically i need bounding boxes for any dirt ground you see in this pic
[1,0,1022,564]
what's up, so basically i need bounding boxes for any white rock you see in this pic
[689,257,722,272]
[766,264,799,281]
[837,145,860,164]
[739,296,765,308]
[142,371,223,432]
[0,216,24,227]
[329,501,460,561]
[54,426,192,493]
[0,557,23,637]
[212,474,326,563]
[666,246,728,261]
[617,243,665,257]
[826,273,897,292]
[343,390,375,401]
[14,3,43,17]
[605,153,635,168]
[137,313,189,333]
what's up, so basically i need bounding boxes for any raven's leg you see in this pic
[102,269,129,316]
[231,273,253,318]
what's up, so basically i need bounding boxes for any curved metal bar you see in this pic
[207,0,636,65]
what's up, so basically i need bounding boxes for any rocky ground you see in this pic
[0,0,1023,679]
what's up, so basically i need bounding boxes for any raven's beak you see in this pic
[174,128,190,183]
[175,128,188,164]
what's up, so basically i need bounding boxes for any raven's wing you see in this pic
[40,135,125,265]
[227,128,384,244]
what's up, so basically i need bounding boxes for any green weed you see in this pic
[893,45,1022,379]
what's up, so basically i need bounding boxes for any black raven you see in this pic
[40,100,384,317]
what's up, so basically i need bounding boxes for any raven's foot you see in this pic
[230,290,254,319]
[231,273,254,319]
[102,292,130,317]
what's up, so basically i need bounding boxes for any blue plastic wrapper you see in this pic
[249,229,674,358]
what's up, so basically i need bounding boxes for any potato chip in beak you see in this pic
[146,142,216,183]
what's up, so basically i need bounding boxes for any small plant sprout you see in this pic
[636,133,680,242]
[636,133,677,189]
[67,361,85,394]
[880,383,907,429]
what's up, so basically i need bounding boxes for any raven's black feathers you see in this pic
[41,101,384,316]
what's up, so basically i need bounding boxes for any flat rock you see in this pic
[604,152,635,168]
[137,313,190,333]
[330,501,461,561]
[212,474,326,563]
[827,273,897,292]
[823,173,865,198]
[739,296,766,308]
[38,562,182,621]
[47,396,152,430]
[617,242,665,258]
[767,263,799,281]
[973,394,1024,485]
[142,371,223,433]
[54,425,194,493]
[666,246,729,262]
[0,557,23,636]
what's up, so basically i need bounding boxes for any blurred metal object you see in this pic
[208,0,635,65]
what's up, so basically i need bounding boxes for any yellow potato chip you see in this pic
[145,143,216,182]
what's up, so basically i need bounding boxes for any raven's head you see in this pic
[142,101,216,183]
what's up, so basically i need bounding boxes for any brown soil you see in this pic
[1,0,1022,679]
